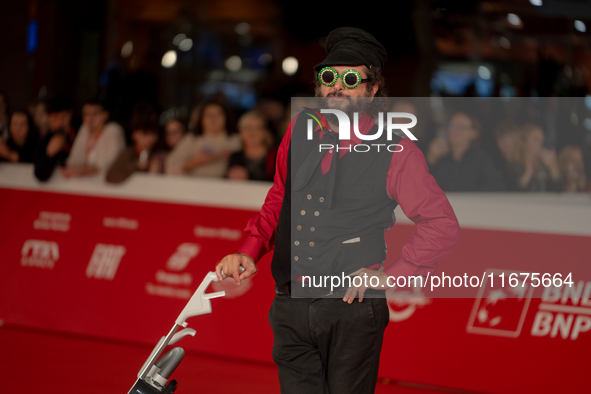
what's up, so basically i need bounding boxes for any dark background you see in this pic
[2,0,591,118]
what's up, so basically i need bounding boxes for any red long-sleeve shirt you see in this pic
[237,114,460,279]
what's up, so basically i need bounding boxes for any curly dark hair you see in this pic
[365,66,388,98]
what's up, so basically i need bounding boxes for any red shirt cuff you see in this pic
[384,256,418,278]
[237,237,266,263]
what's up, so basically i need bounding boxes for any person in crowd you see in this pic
[33,97,76,182]
[165,100,240,177]
[256,98,285,141]
[508,123,562,192]
[390,100,433,154]
[30,98,50,139]
[164,118,185,150]
[0,110,39,163]
[227,111,276,182]
[106,120,159,184]
[0,91,9,140]
[558,145,591,192]
[490,120,520,187]
[426,111,505,191]
[61,99,125,178]
[149,118,187,173]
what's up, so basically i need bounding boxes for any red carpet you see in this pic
[0,326,457,393]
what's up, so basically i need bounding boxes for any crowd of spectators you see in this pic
[424,107,590,193]
[0,90,589,193]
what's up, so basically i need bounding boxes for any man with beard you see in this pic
[216,27,460,393]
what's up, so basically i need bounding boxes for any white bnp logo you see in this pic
[531,281,591,340]
[166,243,200,271]
[86,244,126,280]
[21,240,59,269]
[467,269,534,338]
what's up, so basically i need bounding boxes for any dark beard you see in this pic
[314,88,371,129]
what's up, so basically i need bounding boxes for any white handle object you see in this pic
[136,269,228,383]
[175,271,225,326]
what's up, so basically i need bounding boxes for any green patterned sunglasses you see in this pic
[318,67,369,89]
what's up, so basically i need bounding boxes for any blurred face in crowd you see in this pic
[9,112,29,146]
[524,126,544,158]
[239,115,268,148]
[82,104,109,133]
[132,130,158,151]
[165,120,185,149]
[201,104,226,135]
[260,100,284,122]
[47,111,72,132]
[447,113,478,149]
[560,146,585,177]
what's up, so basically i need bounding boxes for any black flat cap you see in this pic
[314,27,387,71]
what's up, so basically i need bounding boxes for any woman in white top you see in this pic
[61,100,125,178]
[165,101,241,177]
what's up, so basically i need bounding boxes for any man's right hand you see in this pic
[215,253,256,285]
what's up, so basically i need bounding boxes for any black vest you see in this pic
[270,111,402,287]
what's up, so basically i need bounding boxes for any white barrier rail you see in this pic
[1,163,590,236]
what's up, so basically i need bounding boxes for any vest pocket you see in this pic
[336,231,387,275]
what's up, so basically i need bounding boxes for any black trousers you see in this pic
[268,293,389,394]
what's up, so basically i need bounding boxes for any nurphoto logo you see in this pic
[306,110,417,141]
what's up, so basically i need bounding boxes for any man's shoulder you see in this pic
[291,108,323,128]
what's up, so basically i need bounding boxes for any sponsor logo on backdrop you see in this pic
[146,243,200,300]
[166,243,200,271]
[531,281,591,340]
[155,270,192,286]
[193,225,241,240]
[103,217,138,230]
[33,211,70,232]
[467,269,591,341]
[386,285,432,322]
[467,269,534,338]
[86,244,126,280]
[21,240,59,269]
